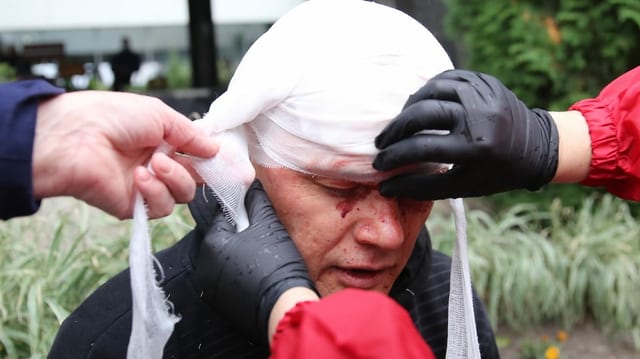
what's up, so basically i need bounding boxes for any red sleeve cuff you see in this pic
[570,97,620,184]
[570,66,640,201]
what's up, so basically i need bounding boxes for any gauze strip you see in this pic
[448,198,481,359]
[127,142,180,359]
[128,0,479,357]
[128,193,180,359]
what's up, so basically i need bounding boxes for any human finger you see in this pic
[160,112,219,158]
[244,182,275,222]
[149,152,197,203]
[206,196,238,245]
[403,73,466,108]
[375,99,463,149]
[378,170,463,200]
[374,133,470,171]
[134,166,176,219]
[173,154,206,184]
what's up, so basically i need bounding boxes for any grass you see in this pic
[429,193,640,350]
[1,193,639,357]
[0,199,193,358]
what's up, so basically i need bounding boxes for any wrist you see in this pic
[32,95,71,199]
[525,108,559,191]
[268,287,319,345]
[549,110,591,183]
[33,93,94,200]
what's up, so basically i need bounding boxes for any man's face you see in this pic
[255,166,434,297]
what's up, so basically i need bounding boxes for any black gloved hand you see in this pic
[195,182,316,345]
[373,69,559,200]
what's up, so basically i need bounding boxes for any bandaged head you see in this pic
[192,0,454,229]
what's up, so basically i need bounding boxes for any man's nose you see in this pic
[352,192,404,250]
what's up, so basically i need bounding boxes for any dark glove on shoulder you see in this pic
[194,182,317,345]
[373,69,559,200]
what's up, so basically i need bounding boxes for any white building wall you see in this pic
[0,0,303,55]
[0,0,304,88]
[0,0,303,30]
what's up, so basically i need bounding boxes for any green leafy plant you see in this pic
[0,200,193,358]
[162,50,233,89]
[428,194,640,350]
[0,62,16,83]
[519,329,568,359]
[165,50,192,89]
[443,0,640,110]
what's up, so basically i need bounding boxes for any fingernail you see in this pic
[137,167,151,181]
[206,141,219,156]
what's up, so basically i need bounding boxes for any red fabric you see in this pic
[570,66,640,200]
[270,288,435,359]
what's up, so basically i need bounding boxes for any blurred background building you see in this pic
[0,0,306,90]
[0,0,452,88]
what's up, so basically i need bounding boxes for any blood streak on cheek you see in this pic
[336,201,353,218]
[335,189,369,218]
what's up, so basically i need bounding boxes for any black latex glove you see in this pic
[373,69,559,200]
[195,182,317,345]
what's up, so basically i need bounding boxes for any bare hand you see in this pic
[33,90,218,219]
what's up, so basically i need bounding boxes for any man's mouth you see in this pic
[334,266,389,290]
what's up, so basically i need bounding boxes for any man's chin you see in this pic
[316,278,392,297]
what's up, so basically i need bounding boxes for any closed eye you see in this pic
[312,177,363,197]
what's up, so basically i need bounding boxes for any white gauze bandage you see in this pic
[128,1,480,358]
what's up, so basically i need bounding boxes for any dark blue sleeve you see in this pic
[0,79,65,220]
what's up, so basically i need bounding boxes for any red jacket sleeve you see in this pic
[570,66,640,200]
[269,288,435,359]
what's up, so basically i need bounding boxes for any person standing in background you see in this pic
[109,37,141,91]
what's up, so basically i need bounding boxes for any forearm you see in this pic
[268,287,319,345]
[549,110,591,184]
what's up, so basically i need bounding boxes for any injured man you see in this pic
[48,0,499,358]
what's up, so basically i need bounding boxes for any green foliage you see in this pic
[165,50,192,89]
[160,49,236,90]
[216,58,234,87]
[0,200,192,358]
[429,194,640,350]
[519,339,563,359]
[0,62,16,83]
[483,183,640,220]
[519,330,567,359]
[86,75,109,91]
[485,184,599,216]
[443,0,640,109]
